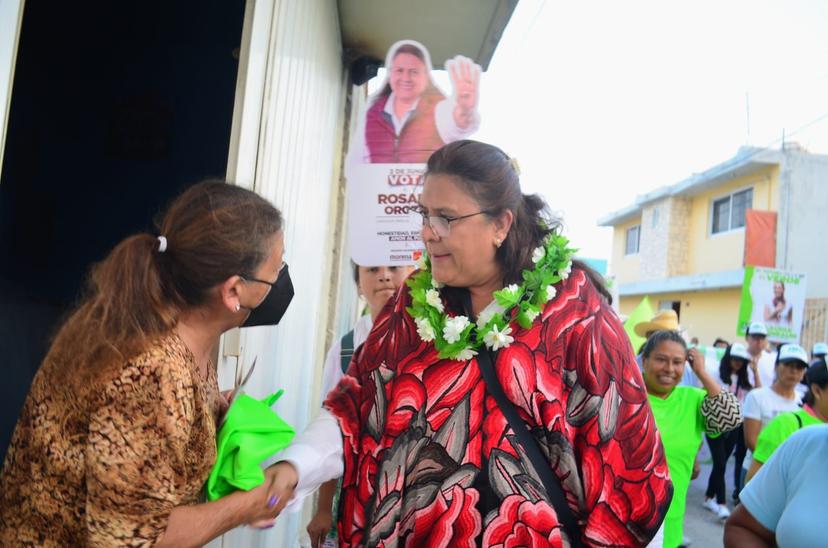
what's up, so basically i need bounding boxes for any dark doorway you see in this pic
[0,1,245,460]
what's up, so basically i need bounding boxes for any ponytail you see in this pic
[45,180,283,385]
[497,193,555,285]
[48,234,178,383]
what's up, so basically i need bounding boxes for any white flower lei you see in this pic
[406,232,576,360]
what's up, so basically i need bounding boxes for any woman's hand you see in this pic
[687,348,706,376]
[234,471,289,528]
[307,509,334,547]
[217,389,233,422]
[447,56,480,127]
[247,461,299,528]
[689,347,722,397]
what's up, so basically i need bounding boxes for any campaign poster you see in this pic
[737,266,807,343]
[346,39,482,266]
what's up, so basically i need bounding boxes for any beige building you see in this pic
[601,145,828,348]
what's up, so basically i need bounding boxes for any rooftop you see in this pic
[598,146,784,226]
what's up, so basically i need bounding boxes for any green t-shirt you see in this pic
[648,386,706,548]
[753,408,823,464]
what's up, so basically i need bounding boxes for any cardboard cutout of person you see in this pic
[348,39,481,165]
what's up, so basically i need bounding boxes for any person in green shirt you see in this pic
[642,331,742,548]
[745,358,828,482]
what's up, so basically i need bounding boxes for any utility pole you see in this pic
[745,92,751,145]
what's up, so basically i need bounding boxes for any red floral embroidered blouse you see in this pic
[325,269,673,547]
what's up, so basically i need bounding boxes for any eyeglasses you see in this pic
[418,209,489,238]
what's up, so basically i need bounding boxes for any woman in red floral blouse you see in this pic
[272,140,672,547]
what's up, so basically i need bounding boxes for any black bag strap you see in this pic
[794,412,803,429]
[477,349,585,547]
[339,329,355,374]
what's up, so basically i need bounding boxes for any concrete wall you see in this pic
[620,287,743,345]
[666,197,692,276]
[777,150,828,299]
[639,200,668,280]
[638,196,693,280]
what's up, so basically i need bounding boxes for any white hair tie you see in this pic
[157,236,168,253]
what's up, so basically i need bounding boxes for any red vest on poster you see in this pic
[365,90,446,163]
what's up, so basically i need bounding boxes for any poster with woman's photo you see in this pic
[737,267,807,343]
[346,39,482,266]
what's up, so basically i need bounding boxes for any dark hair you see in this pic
[47,180,282,383]
[637,340,648,355]
[351,260,360,285]
[425,140,611,302]
[775,343,786,364]
[804,358,828,407]
[719,344,752,390]
[641,330,687,360]
[713,337,730,347]
[773,281,786,307]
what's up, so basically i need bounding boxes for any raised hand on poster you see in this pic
[345,41,485,266]
[446,55,481,129]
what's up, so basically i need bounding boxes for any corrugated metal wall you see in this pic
[214,0,348,545]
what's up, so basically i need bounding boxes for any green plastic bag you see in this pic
[206,390,296,501]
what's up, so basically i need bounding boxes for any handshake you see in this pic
[234,461,299,528]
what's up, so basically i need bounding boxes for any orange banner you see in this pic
[744,209,777,267]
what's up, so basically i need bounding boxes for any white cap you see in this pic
[812,342,828,357]
[778,344,809,366]
[729,343,751,362]
[746,322,768,337]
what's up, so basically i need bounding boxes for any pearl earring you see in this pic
[495,238,502,248]
[235,303,241,312]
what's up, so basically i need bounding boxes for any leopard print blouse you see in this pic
[0,332,222,546]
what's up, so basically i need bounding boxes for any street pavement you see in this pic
[681,442,733,548]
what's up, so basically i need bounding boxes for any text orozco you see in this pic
[378,193,421,215]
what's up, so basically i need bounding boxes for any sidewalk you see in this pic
[682,443,733,547]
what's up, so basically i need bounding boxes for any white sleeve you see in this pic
[319,341,345,402]
[269,409,344,512]
[742,390,761,420]
[434,97,480,143]
[758,354,776,388]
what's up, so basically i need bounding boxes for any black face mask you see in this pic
[241,264,295,328]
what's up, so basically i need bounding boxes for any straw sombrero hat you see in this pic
[634,309,679,337]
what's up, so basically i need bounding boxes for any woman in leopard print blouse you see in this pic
[0,181,289,546]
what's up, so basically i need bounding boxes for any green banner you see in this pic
[624,296,654,354]
[736,266,756,338]
[737,266,807,343]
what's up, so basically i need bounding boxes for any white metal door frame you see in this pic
[0,0,25,180]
